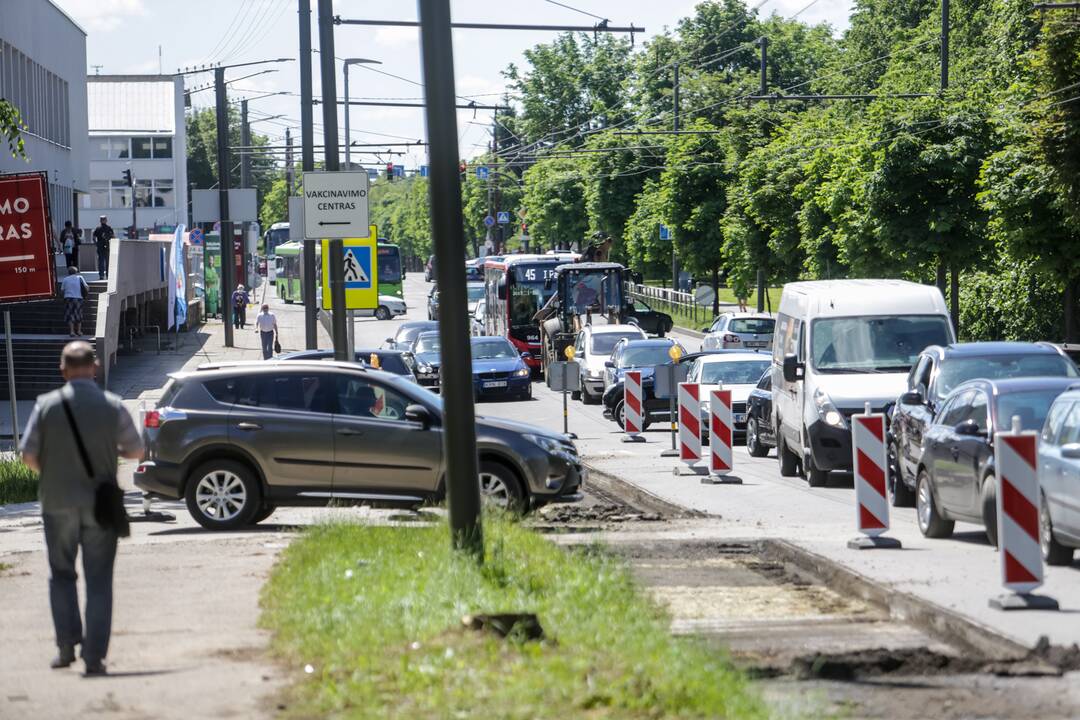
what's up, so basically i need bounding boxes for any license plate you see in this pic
[735,413,746,423]
[746,341,767,348]
[483,381,507,388]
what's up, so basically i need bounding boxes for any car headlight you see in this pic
[514,368,529,377]
[418,363,432,373]
[523,433,562,455]
[813,387,846,428]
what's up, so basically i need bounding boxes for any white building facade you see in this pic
[0,0,88,237]
[84,75,188,235]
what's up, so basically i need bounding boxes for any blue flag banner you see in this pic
[169,224,187,330]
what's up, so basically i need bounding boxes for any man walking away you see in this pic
[60,267,90,337]
[20,342,143,676]
[254,303,278,359]
[231,284,249,329]
[92,216,113,281]
[59,221,78,269]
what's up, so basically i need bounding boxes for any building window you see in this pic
[111,138,129,158]
[134,179,153,207]
[153,180,174,208]
[132,137,153,159]
[88,180,110,208]
[152,137,172,158]
[90,138,110,161]
[110,180,131,208]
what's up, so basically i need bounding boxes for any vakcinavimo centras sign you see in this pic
[0,172,56,303]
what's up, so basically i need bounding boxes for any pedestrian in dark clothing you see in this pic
[231,284,249,329]
[92,216,113,280]
[20,342,143,676]
[254,304,279,359]
[59,221,79,270]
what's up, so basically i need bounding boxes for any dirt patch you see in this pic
[790,647,987,681]
[534,502,663,524]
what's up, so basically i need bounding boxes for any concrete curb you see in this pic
[673,325,706,339]
[582,461,709,519]
[760,538,1031,661]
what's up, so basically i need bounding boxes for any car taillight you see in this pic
[144,410,161,429]
[723,334,741,343]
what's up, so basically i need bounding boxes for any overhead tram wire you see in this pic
[202,0,250,65]
[220,0,293,64]
[542,0,609,22]
[209,0,260,64]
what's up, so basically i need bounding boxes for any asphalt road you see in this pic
[384,273,1080,652]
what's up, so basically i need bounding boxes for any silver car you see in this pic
[701,313,775,351]
[1038,387,1080,565]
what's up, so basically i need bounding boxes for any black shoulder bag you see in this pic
[60,397,130,537]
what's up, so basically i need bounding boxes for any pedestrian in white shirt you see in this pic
[59,267,89,337]
[254,304,278,359]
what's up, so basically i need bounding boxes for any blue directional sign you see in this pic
[476,166,490,181]
[659,224,672,241]
[484,214,496,228]
[497,211,510,224]
[342,245,373,290]
[393,164,405,178]
[419,165,429,177]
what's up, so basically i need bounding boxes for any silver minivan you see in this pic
[1038,387,1080,565]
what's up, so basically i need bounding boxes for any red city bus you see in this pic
[483,253,579,370]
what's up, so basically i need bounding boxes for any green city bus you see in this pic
[274,241,403,304]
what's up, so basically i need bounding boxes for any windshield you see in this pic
[996,390,1068,432]
[414,333,441,354]
[937,355,1078,400]
[465,265,484,282]
[729,318,775,334]
[564,270,621,314]
[509,285,547,327]
[592,332,642,355]
[265,228,289,255]
[811,316,952,373]
[700,360,772,385]
[619,345,678,368]
[377,248,401,283]
[467,283,485,303]
[396,323,435,344]
[472,340,516,360]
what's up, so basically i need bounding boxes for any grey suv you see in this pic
[134,361,584,529]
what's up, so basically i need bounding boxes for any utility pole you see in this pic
[417,0,483,556]
[299,0,317,349]
[756,37,768,313]
[240,98,251,289]
[318,0,349,362]
[285,127,294,194]
[671,62,680,295]
[215,67,235,347]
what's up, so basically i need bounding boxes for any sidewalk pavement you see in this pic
[0,284,334,720]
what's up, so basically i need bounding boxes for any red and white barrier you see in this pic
[847,405,900,549]
[623,370,644,441]
[678,382,701,465]
[709,389,733,477]
[994,426,1043,594]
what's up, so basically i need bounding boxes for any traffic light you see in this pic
[386,162,394,181]
[122,169,133,186]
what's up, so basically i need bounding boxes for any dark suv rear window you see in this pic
[203,372,332,412]
[203,377,243,404]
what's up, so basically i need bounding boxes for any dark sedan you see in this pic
[624,299,674,336]
[385,320,438,351]
[470,336,532,401]
[745,370,774,457]
[891,342,1077,507]
[411,331,442,390]
[915,377,1079,545]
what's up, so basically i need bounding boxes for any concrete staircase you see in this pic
[0,276,107,400]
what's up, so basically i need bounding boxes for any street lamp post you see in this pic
[342,57,382,357]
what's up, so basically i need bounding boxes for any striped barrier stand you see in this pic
[703,388,741,485]
[847,403,901,550]
[622,370,646,443]
[673,382,706,476]
[990,416,1058,610]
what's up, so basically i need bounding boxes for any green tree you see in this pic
[622,178,670,278]
[583,130,660,261]
[1,100,26,159]
[520,156,587,251]
[186,107,278,223]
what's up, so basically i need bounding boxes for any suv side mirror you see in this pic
[404,404,433,429]
[604,360,615,368]
[900,390,923,405]
[954,419,985,437]
[385,337,395,346]
[782,354,804,383]
[1061,443,1080,460]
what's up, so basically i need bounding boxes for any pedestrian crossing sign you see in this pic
[321,225,378,310]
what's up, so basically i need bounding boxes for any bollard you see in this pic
[847,402,902,550]
[990,415,1058,610]
[702,388,741,485]
[622,370,646,443]
[673,382,706,476]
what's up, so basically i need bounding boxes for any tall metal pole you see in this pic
[940,0,949,92]
[670,62,680,295]
[343,64,351,170]
[285,127,294,193]
[240,98,251,289]
[215,67,235,347]
[317,0,349,362]
[756,38,768,313]
[4,311,18,449]
[418,0,483,556]
[299,0,318,349]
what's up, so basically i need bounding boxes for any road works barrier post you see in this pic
[661,345,683,457]
[702,388,741,485]
[990,416,1058,610]
[622,370,646,443]
[848,403,902,550]
[547,348,579,439]
[673,382,707,477]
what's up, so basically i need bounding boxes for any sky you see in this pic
[54,0,853,171]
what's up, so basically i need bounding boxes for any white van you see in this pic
[772,280,955,486]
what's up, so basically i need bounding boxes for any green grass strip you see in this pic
[0,459,38,505]
[260,517,766,719]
